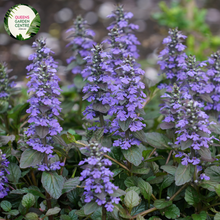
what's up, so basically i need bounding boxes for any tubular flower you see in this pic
[107,4,140,59]
[25,39,64,171]
[79,142,120,212]
[82,44,114,123]
[158,28,187,87]
[161,84,215,180]
[110,55,146,149]
[66,15,96,78]
[204,51,220,117]
[0,62,16,101]
[0,150,10,198]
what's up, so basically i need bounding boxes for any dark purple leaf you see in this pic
[35,126,49,139]
[160,122,175,130]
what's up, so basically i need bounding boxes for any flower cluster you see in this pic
[180,54,214,104]
[25,39,64,171]
[79,142,120,212]
[204,51,220,117]
[161,84,214,180]
[0,62,15,101]
[0,150,10,198]
[66,15,96,77]
[83,44,113,122]
[106,5,140,59]
[158,28,187,87]
[110,55,146,149]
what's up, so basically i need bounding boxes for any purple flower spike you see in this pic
[0,150,10,198]
[158,28,187,86]
[79,142,120,211]
[106,5,140,59]
[161,84,215,168]
[25,39,63,171]
[66,15,96,80]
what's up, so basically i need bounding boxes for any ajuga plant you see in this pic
[158,28,187,88]
[110,55,146,151]
[0,150,9,199]
[160,84,214,181]
[204,51,220,119]
[107,4,140,59]
[66,15,96,81]
[78,141,120,213]
[25,38,64,171]
[82,44,112,126]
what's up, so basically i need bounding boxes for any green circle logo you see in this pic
[4,4,41,41]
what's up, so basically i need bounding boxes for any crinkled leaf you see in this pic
[124,190,140,210]
[161,165,176,176]
[125,176,139,188]
[1,200,12,212]
[163,204,180,219]
[7,163,21,183]
[3,209,19,216]
[62,177,80,194]
[25,212,39,220]
[185,186,200,206]
[132,130,147,143]
[20,149,44,169]
[160,175,174,193]
[205,166,220,182]
[84,201,99,215]
[154,199,172,209]
[22,193,35,209]
[131,167,150,174]
[122,146,142,166]
[46,207,61,216]
[175,163,193,186]
[137,178,152,201]
[41,172,64,199]
[145,132,171,149]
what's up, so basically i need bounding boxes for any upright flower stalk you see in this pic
[107,4,140,59]
[0,150,10,198]
[25,39,64,171]
[83,44,113,128]
[111,55,146,150]
[160,84,215,181]
[79,141,120,212]
[204,51,220,119]
[158,28,187,87]
[66,15,96,79]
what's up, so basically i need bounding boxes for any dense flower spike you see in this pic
[0,62,15,100]
[110,55,146,149]
[183,55,211,97]
[158,28,187,86]
[161,84,215,180]
[107,5,140,59]
[25,39,64,171]
[83,44,113,122]
[79,142,120,212]
[204,51,220,118]
[0,150,10,198]
[66,15,96,77]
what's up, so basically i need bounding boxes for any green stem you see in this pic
[30,169,37,186]
[99,114,105,127]
[102,206,107,220]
